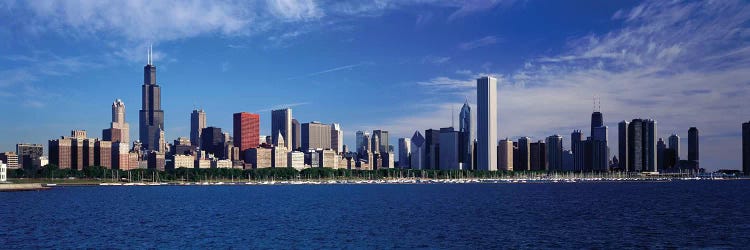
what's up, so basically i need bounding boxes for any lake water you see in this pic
[1,181,749,248]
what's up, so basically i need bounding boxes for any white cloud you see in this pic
[267,0,323,21]
[459,35,499,50]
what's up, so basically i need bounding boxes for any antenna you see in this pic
[598,98,601,112]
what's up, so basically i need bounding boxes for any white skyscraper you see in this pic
[476,76,498,171]
[331,123,343,153]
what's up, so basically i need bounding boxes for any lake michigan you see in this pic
[1,181,749,248]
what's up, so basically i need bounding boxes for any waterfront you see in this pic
[1,181,749,248]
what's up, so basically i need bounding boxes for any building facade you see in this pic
[398,138,411,169]
[271,108,292,151]
[459,101,473,170]
[139,48,165,151]
[410,131,426,170]
[476,76,498,171]
[498,139,513,171]
[301,122,332,151]
[546,135,563,171]
[233,112,260,154]
[191,109,207,147]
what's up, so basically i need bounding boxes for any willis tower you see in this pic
[139,46,165,151]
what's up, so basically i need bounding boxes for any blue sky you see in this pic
[1,0,749,170]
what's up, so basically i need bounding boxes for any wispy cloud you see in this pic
[257,102,311,112]
[459,35,499,50]
[287,62,372,80]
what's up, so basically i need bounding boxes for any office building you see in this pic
[0,152,18,169]
[517,137,531,171]
[190,109,207,147]
[410,131,426,170]
[319,149,336,168]
[571,130,585,171]
[272,132,288,168]
[618,121,629,171]
[425,129,440,169]
[173,154,194,169]
[271,108,292,151]
[288,151,305,170]
[498,138,513,171]
[302,122,332,151]
[139,47,165,151]
[356,131,369,155]
[476,76,498,171]
[291,119,301,150]
[201,127,226,159]
[657,138,666,171]
[371,134,380,153]
[625,119,657,172]
[592,126,609,171]
[562,150,574,171]
[373,130,389,153]
[546,135,563,171]
[439,127,460,170]
[398,138,411,169]
[668,134,680,160]
[245,147,272,169]
[102,99,130,145]
[530,140,546,171]
[743,121,749,175]
[688,127,699,165]
[459,101,473,170]
[233,112,260,154]
[16,143,43,169]
[331,123,343,153]
[147,151,166,170]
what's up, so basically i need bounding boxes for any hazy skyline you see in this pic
[1,1,749,170]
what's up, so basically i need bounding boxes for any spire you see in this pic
[148,44,153,65]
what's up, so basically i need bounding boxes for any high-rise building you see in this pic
[398,138,411,168]
[410,131,426,170]
[498,138,513,171]
[618,121,629,171]
[645,120,657,172]
[0,152,18,169]
[49,137,72,169]
[530,141,546,171]
[517,137,531,171]
[657,138,666,171]
[688,127,699,165]
[592,126,609,171]
[668,134,680,160]
[546,135,563,171]
[271,109,292,151]
[139,46,165,151]
[191,109,207,147]
[16,143,43,169]
[743,121,750,175]
[459,101,473,170]
[476,76,498,171]
[373,130,389,153]
[103,99,130,144]
[356,131,369,156]
[371,134,380,153]
[591,111,603,135]
[291,119,301,150]
[331,123,343,153]
[233,112,260,154]
[425,129,440,170]
[301,122,332,151]
[572,130,585,171]
[439,127,460,170]
[201,127,225,159]
[626,119,657,172]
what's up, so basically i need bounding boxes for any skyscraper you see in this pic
[271,109,292,151]
[331,123,343,153]
[233,112,260,154]
[356,131,368,155]
[425,129,440,170]
[139,46,165,151]
[459,101,473,170]
[546,135,563,171]
[191,109,206,147]
[438,127,460,170]
[201,127,225,159]
[688,127,699,164]
[668,134,680,160]
[572,130,585,171]
[627,119,657,172]
[476,76,498,171]
[291,119,301,150]
[410,131,426,169]
[398,138,411,168]
[103,99,130,143]
[373,130,389,153]
[657,138,666,171]
[644,119,658,172]
[301,122,332,151]
[530,140,546,171]
[498,138,513,171]
[743,121,750,175]
[618,121,629,171]
[16,143,43,169]
[592,126,609,171]
[591,111,603,135]
[517,137,531,171]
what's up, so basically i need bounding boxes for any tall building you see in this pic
[530,141,546,171]
[572,130,585,171]
[233,112,260,154]
[371,134,380,153]
[425,129,440,170]
[743,121,750,175]
[49,137,72,169]
[190,109,206,147]
[0,152,18,169]
[201,127,225,159]
[626,119,657,172]
[498,138,513,171]
[271,109,292,151]
[618,121,629,171]
[459,101,473,170]
[373,130,389,153]
[291,119,301,150]
[16,143,43,169]
[591,111,603,134]
[476,76,498,171]
[439,127,460,170]
[517,137,531,171]
[687,127,699,165]
[410,131,426,169]
[546,135,563,171]
[356,131,369,155]
[668,134,680,160]
[398,138,411,168]
[103,99,130,144]
[331,123,343,153]
[657,138,666,171]
[139,46,165,151]
[592,126,609,171]
[301,122,332,151]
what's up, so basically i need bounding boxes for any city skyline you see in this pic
[1,1,749,171]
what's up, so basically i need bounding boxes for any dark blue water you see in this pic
[2,181,749,248]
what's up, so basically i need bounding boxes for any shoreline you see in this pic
[7,177,747,187]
